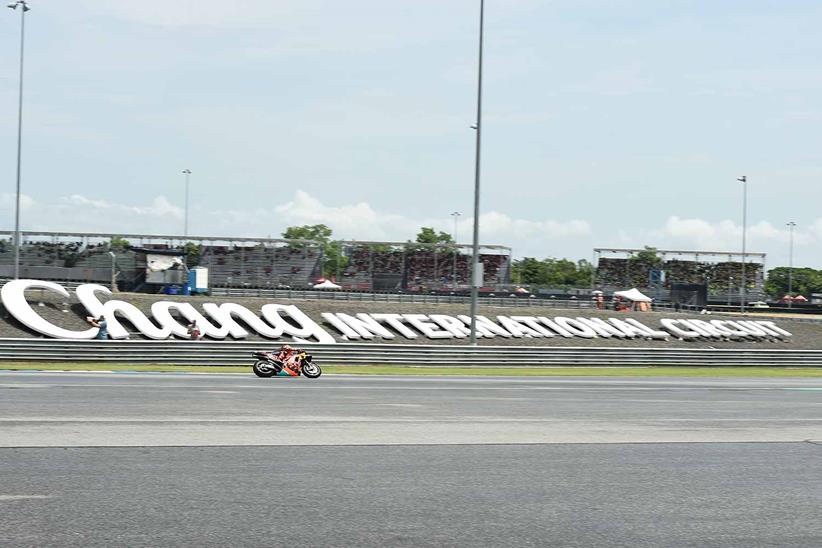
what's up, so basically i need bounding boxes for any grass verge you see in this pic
[0,362,821,377]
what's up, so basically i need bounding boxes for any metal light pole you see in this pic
[335,242,341,282]
[9,0,30,280]
[182,169,192,237]
[737,175,747,313]
[450,211,460,290]
[787,221,796,308]
[108,251,117,292]
[468,0,485,345]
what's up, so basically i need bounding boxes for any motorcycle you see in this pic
[251,349,322,379]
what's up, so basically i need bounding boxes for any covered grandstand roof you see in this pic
[594,247,766,259]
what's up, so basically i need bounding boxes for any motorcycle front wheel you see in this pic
[302,360,322,379]
[252,360,277,378]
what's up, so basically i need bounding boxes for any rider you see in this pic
[276,344,299,375]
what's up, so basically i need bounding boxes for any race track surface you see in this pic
[2,372,821,547]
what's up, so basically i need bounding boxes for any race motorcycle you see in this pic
[251,349,322,379]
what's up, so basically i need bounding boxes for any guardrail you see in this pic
[210,288,599,309]
[0,339,820,367]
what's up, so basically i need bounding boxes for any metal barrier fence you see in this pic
[0,339,820,367]
[211,287,600,309]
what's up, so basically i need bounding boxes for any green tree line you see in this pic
[511,258,594,288]
[765,267,822,298]
[280,224,456,279]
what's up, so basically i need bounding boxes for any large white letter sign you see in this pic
[428,315,472,338]
[331,313,395,339]
[321,312,362,339]
[536,317,575,338]
[152,302,233,339]
[1,280,97,339]
[262,305,336,343]
[403,314,453,339]
[756,321,792,338]
[497,316,544,338]
[659,319,700,340]
[461,315,513,338]
[554,317,597,339]
[623,318,669,340]
[370,313,420,339]
[510,316,556,338]
[574,317,622,339]
[76,284,172,340]
[202,303,282,339]
[708,320,748,339]
[739,321,782,339]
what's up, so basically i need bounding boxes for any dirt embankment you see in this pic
[2,290,821,349]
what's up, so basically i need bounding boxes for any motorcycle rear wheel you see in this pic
[252,360,277,378]
[302,361,322,379]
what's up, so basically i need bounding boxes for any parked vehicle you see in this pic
[251,350,322,379]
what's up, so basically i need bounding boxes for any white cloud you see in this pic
[5,191,819,267]
[651,216,813,251]
[75,1,319,28]
[0,190,590,258]
[0,193,183,235]
[274,191,590,250]
[613,216,819,268]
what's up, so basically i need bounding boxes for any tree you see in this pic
[765,267,822,298]
[415,227,453,245]
[183,242,202,268]
[574,259,595,286]
[318,240,347,280]
[282,224,333,244]
[109,236,130,249]
[630,246,662,266]
[511,257,594,288]
[282,224,350,279]
[405,227,455,253]
[513,258,548,285]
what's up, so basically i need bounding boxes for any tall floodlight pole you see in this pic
[737,175,747,313]
[468,0,485,345]
[9,0,30,280]
[787,221,796,308]
[182,169,192,237]
[451,211,460,290]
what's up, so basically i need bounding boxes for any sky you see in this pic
[1,0,821,269]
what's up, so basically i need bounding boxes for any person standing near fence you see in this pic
[88,316,108,340]
[187,320,201,340]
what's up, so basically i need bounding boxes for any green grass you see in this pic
[0,362,249,373]
[326,366,822,377]
[1,362,821,377]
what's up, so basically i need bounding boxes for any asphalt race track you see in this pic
[2,372,822,547]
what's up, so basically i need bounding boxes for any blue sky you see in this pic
[1,0,821,268]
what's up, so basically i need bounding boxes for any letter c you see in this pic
[1,280,97,339]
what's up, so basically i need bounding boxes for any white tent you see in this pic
[313,279,342,290]
[613,288,653,302]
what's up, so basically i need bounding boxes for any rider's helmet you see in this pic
[281,344,293,352]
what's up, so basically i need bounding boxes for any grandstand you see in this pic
[335,241,511,291]
[0,232,141,285]
[0,231,512,293]
[0,231,322,291]
[593,247,766,302]
[197,240,321,289]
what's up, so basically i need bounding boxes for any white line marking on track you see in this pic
[2,417,822,423]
